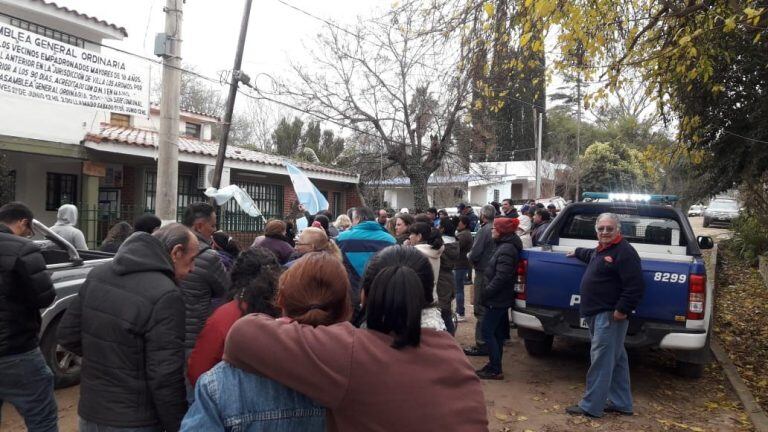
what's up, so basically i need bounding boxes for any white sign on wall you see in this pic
[0,23,149,116]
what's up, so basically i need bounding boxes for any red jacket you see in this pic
[187,300,243,386]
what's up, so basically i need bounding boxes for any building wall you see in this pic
[5,150,82,226]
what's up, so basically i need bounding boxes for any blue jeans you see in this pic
[578,311,633,417]
[453,268,468,316]
[79,419,161,432]
[0,348,58,432]
[181,362,324,431]
[481,306,510,374]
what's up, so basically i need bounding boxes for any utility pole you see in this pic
[211,0,254,192]
[575,70,582,202]
[534,109,543,199]
[156,0,183,225]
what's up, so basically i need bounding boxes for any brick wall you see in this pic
[230,231,259,248]
[346,186,363,210]
[283,183,297,217]
[121,166,136,207]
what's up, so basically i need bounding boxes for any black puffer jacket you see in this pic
[178,232,230,349]
[57,232,187,431]
[483,234,523,308]
[0,224,55,356]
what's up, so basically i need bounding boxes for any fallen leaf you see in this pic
[494,412,509,422]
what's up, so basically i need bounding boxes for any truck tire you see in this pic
[524,335,554,356]
[39,316,81,389]
[675,360,704,379]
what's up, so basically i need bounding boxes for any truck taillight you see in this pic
[515,259,528,300]
[687,274,706,320]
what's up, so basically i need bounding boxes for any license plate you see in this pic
[579,318,588,329]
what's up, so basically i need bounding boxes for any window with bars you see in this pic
[46,173,77,211]
[493,189,500,203]
[222,181,283,232]
[9,17,86,48]
[143,172,203,213]
[110,113,131,127]
[185,122,202,138]
[332,192,343,218]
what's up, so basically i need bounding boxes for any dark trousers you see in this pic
[472,270,487,346]
[482,306,510,374]
[0,348,58,432]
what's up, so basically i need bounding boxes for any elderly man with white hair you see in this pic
[565,213,645,418]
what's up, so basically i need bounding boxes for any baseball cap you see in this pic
[457,203,467,210]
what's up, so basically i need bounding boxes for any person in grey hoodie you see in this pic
[50,204,88,250]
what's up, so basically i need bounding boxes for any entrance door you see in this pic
[97,189,121,244]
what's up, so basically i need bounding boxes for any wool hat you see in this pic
[493,217,519,236]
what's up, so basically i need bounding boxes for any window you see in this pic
[493,189,500,203]
[9,17,85,48]
[560,213,684,246]
[332,192,343,218]
[222,181,283,232]
[46,173,77,210]
[110,113,131,127]
[185,122,201,138]
[144,172,203,213]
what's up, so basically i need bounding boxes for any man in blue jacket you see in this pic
[336,207,395,313]
[566,213,644,418]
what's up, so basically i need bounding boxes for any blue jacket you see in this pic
[181,362,325,431]
[336,221,396,296]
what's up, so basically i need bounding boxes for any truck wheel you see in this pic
[702,218,710,228]
[524,336,554,356]
[40,316,81,389]
[675,360,704,379]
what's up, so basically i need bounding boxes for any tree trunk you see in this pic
[409,170,430,212]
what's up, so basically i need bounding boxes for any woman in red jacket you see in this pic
[187,247,281,386]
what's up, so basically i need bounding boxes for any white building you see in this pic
[0,0,359,247]
[381,160,565,210]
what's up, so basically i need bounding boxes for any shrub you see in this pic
[729,214,768,266]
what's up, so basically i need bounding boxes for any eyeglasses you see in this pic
[596,226,616,233]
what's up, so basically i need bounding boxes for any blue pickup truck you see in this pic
[512,200,715,377]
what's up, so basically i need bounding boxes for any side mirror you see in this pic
[697,236,714,250]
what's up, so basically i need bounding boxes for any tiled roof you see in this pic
[379,174,508,186]
[84,125,354,178]
[32,0,128,37]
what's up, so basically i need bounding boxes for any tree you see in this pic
[271,117,304,157]
[579,141,657,193]
[0,154,13,206]
[260,1,476,211]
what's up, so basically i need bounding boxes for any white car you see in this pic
[687,204,705,217]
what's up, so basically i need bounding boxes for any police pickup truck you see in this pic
[512,193,715,377]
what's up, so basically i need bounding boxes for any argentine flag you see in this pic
[286,163,329,215]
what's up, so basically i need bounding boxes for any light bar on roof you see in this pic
[608,193,652,201]
[581,192,679,203]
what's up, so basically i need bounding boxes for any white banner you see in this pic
[0,23,149,116]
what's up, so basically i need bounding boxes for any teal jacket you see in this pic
[336,221,396,299]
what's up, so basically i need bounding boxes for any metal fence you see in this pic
[77,203,277,250]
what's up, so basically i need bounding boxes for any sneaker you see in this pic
[457,314,467,322]
[565,405,599,418]
[476,368,504,380]
[463,345,489,356]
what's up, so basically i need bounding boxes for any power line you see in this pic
[724,130,768,145]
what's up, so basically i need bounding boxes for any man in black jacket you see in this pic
[0,202,58,431]
[566,213,644,418]
[180,202,230,351]
[476,216,522,380]
[59,223,198,432]
[463,205,496,356]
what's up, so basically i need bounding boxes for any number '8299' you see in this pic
[653,272,687,283]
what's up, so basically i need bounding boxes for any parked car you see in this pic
[702,199,740,227]
[687,204,705,217]
[512,201,715,378]
[33,220,114,388]
[536,196,567,211]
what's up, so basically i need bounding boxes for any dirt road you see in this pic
[2,216,747,431]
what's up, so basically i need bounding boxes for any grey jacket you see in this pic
[178,232,230,349]
[468,221,495,272]
[50,204,88,250]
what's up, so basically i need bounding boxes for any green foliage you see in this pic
[729,214,768,265]
[579,141,655,193]
[272,117,345,164]
[272,117,305,157]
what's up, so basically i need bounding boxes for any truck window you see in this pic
[561,214,685,246]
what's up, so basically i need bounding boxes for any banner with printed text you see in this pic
[0,22,149,116]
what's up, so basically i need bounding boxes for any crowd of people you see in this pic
[0,196,570,432]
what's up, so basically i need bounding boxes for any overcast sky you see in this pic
[61,0,391,100]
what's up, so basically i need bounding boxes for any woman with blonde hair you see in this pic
[333,214,352,233]
[287,227,343,266]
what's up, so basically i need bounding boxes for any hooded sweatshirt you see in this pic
[50,204,88,250]
[413,243,443,301]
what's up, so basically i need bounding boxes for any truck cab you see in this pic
[513,199,714,377]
